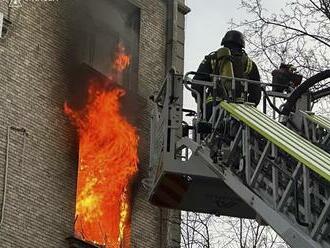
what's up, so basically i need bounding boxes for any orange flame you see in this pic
[65,44,138,247]
[113,43,131,73]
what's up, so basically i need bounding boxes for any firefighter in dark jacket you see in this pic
[192,30,261,120]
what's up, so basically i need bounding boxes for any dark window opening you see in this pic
[72,0,140,91]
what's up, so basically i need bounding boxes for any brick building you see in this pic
[0,0,189,247]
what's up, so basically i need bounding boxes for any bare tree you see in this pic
[230,0,330,116]
[232,0,330,79]
[180,212,212,248]
[210,217,290,248]
[180,212,290,248]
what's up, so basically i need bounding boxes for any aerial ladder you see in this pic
[146,69,330,248]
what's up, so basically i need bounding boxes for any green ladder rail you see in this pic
[301,111,330,131]
[221,101,330,182]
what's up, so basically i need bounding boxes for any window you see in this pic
[72,0,140,90]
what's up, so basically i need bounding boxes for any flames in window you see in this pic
[65,43,138,247]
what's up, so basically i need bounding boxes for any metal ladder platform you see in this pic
[300,111,330,153]
[302,112,330,131]
[221,102,330,181]
[148,72,330,248]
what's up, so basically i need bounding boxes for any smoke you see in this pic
[76,0,135,41]
[68,0,140,113]
[71,0,140,71]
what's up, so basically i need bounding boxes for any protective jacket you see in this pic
[192,47,261,106]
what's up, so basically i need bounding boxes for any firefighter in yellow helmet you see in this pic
[192,30,261,119]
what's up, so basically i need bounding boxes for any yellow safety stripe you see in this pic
[206,96,222,103]
[211,59,216,73]
[211,56,253,76]
[244,57,253,75]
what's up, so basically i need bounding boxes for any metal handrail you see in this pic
[184,71,292,88]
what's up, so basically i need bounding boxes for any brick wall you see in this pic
[0,0,187,247]
[0,1,77,247]
[129,0,169,247]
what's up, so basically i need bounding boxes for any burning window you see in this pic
[67,1,140,247]
[66,44,139,248]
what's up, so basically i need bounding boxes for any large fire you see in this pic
[65,44,138,247]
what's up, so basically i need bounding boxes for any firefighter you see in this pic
[192,30,261,120]
[272,63,303,93]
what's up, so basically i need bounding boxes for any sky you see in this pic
[184,0,286,72]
